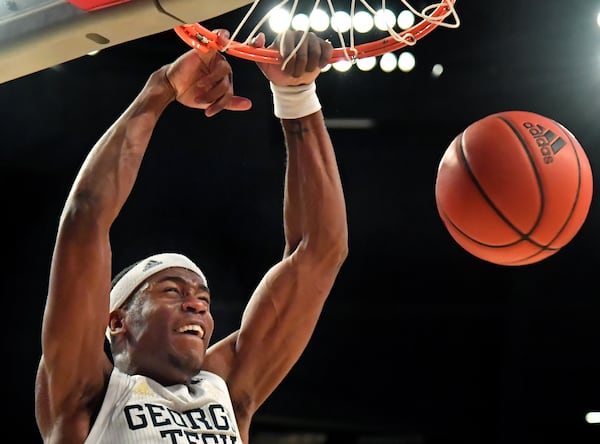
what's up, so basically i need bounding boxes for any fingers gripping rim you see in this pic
[173,0,459,64]
[174,24,284,63]
[173,26,221,53]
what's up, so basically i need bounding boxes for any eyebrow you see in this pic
[155,274,210,293]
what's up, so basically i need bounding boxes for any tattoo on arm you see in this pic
[288,120,308,141]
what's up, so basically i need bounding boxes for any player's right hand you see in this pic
[165,29,252,117]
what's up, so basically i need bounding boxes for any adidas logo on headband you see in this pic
[109,253,206,313]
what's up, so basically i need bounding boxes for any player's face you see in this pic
[126,267,214,379]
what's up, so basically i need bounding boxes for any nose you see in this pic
[182,296,208,314]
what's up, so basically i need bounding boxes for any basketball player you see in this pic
[34,29,347,443]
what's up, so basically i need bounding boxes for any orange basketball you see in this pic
[435,110,593,266]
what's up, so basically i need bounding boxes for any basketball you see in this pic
[435,110,593,266]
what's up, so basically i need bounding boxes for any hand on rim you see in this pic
[252,31,333,86]
[165,29,253,117]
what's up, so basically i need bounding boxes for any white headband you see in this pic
[109,252,207,312]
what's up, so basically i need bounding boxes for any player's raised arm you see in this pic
[35,40,250,443]
[204,30,348,438]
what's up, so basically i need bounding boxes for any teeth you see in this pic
[177,324,205,338]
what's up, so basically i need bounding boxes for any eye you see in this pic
[164,286,182,294]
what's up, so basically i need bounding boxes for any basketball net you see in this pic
[174,0,459,68]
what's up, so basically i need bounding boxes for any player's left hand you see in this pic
[252,31,333,86]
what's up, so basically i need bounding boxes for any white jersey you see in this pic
[85,367,242,443]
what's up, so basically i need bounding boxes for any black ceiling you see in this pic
[3,1,600,443]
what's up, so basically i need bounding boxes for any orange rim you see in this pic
[174,0,455,64]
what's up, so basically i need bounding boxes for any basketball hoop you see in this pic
[174,0,459,67]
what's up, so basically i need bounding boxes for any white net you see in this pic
[219,0,460,66]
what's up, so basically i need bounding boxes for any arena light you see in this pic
[309,8,329,31]
[432,63,444,78]
[268,8,291,33]
[291,13,310,31]
[374,8,396,31]
[265,7,431,74]
[352,10,373,33]
[398,51,416,72]
[331,10,351,32]
[356,56,377,71]
[379,52,397,72]
[586,412,600,424]
[397,9,415,30]
[332,59,353,72]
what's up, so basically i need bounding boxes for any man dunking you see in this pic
[35,29,347,443]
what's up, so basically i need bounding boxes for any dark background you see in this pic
[2,1,600,443]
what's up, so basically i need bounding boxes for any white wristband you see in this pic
[270,82,321,119]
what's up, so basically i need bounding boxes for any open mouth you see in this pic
[176,324,205,339]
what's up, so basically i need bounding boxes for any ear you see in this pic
[108,309,127,337]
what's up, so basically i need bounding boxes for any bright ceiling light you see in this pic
[397,10,415,30]
[310,9,329,32]
[586,412,600,424]
[333,59,353,72]
[374,8,396,31]
[331,11,351,33]
[432,63,444,78]
[398,51,416,72]
[269,8,291,33]
[353,11,373,33]
[291,13,310,31]
[356,56,377,71]
[380,52,397,72]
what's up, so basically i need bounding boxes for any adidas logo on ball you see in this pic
[523,120,566,164]
[435,110,593,266]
